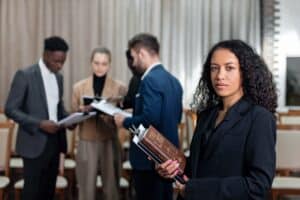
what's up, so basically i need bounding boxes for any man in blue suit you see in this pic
[114,33,183,200]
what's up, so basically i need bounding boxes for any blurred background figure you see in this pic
[72,47,126,200]
[5,36,69,200]
[119,49,141,110]
[114,33,183,200]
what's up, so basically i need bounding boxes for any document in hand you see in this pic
[91,100,132,117]
[57,112,97,126]
[131,125,187,184]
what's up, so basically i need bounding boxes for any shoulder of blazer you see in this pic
[105,76,124,88]
[148,64,164,76]
[142,66,165,87]
[147,65,179,85]
[196,106,218,127]
[199,106,217,117]
[73,76,92,90]
[249,104,275,121]
[14,64,40,84]
[21,64,39,75]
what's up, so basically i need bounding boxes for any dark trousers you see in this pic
[22,137,59,200]
[132,169,173,200]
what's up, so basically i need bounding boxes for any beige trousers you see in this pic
[76,139,120,200]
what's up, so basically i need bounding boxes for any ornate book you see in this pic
[131,125,186,183]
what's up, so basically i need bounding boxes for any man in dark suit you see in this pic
[114,33,183,200]
[5,36,69,200]
[120,49,141,110]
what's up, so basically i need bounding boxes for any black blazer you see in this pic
[5,64,68,158]
[183,98,276,200]
[121,74,141,109]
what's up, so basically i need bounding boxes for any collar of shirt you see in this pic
[141,62,161,80]
[39,58,54,76]
[38,58,59,122]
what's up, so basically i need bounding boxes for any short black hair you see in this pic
[128,33,159,55]
[44,36,69,52]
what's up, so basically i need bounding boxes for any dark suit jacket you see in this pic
[5,64,68,159]
[124,64,183,170]
[121,74,141,110]
[183,98,276,200]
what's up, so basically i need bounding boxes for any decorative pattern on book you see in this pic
[141,126,186,172]
[131,125,186,183]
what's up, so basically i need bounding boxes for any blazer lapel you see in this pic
[102,76,120,98]
[55,74,62,99]
[202,99,252,160]
[85,76,94,97]
[34,65,48,114]
[102,77,112,98]
[192,109,218,176]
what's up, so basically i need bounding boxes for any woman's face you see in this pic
[210,48,243,102]
[92,52,110,77]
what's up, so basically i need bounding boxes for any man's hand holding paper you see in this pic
[91,99,132,118]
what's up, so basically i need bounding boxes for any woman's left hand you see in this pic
[174,175,189,198]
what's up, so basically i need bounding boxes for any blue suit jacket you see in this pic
[5,64,68,158]
[124,64,183,170]
[182,98,276,200]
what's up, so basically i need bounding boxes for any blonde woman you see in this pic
[72,47,126,200]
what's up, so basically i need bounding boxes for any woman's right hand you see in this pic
[156,159,181,179]
[156,159,189,198]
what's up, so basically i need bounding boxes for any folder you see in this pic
[91,99,132,117]
[57,112,97,126]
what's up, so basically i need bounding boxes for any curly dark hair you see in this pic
[191,39,278,113]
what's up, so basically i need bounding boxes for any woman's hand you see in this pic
[156,159,181,179]
[156,159,189,198]
[114,114,125,128]
[174,175,189,198]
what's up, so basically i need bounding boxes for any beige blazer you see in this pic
[72,76,126,141]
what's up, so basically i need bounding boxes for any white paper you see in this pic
[91,100,132,117]
[57,112,97,126]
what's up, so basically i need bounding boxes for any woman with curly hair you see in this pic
[157,40,277,200]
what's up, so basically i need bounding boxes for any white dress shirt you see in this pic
[39,59,59,122]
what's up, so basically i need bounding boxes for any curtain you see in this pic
[0,0,261,109]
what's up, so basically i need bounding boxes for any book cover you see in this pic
[132,125,186,183]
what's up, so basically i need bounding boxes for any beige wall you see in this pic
[0,0,261,110]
